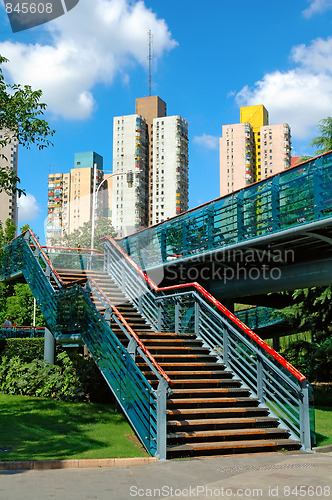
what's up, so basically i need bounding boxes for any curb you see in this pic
[0,456,158,471]
[313,445,332,454]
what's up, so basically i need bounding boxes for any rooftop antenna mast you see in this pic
[148,29,153,96]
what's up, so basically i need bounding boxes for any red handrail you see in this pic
[104,235,307,383]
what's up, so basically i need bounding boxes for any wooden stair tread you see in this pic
[171,388,248,394]
[167,439,301,452]
[167,428,289,438]
[167,397,258,404]
[167,407,268,415]
[167,416,280,426]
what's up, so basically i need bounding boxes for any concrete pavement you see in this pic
[0,451,331,499]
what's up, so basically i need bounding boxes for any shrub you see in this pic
[0,351,85,401]
[280,337,332,382]
[0,338,44,362]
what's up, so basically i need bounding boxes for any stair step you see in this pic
[167,428,290,440]
[167,397,259,407]
[167,439,301,455]
[167,416,280,429]
[171,388,250,396]
[167,407,269,417]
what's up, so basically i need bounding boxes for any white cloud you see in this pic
[302,0,332,18]
[0,0,177,120]
[17,193,41,222]
[235,37,332,140]
[193,134,219,150]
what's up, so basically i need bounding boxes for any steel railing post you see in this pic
[299,380,312,451]
[313,158,323,220]
[194,296,200,335]
[222,328,229,364]
[157,301,163,332]
[271,175,281,232]
[156,378,168,461]
[257,355,265,403]
[175,298,181,332]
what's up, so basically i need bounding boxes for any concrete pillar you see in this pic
[44,328,55,364]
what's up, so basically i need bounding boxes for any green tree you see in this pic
[278,286,332,342]
[308,117,332,156]
[0,55,55,196]
[54,217,117,253]
[6,283,45,326]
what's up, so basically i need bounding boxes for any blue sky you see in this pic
[1,0,332,244]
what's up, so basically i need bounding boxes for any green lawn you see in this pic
[0,394,330,462]
[315,406,332,447]
[0,394,148,461]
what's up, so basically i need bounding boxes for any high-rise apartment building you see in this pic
[136,96,166,225]
[46,151,107,245]
[220,105,291,196]
[152,116,189,225]
[112,96,189,236]
[0,130,18,227]
[112,114,149,237]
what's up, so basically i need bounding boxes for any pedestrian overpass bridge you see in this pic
[1,152,328,459]
[117,152,332,306]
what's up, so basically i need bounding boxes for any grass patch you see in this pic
[0,393,148,461]
[315,406,332,447]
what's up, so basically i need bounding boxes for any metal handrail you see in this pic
[103,235,313,450]
[104,235,306,382]
[116,151,332,269]
[0,230,169,460]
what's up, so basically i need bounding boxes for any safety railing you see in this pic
[235,307,285,331]
[117,152,332,270]
[104,235,314,451]
[0,326,45,339]
[0,230,170,459]
[43,245,104,271]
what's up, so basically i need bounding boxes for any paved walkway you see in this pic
[0,451,331,499]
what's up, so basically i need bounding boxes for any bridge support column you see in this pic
[44,328,55,365]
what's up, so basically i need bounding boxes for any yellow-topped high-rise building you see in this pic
[220,105,291,196]
[240,105,269,181]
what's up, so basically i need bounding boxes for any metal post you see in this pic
[127,338,137,361]
[156,378,168,460]
[222,328,229,364]
[257,355,264,403]
[160,229,167,263]
[194,297,200,335]
[175,298,181,333]
[299,380,312,451]
[313,159,323,220]
[206,208,214,249]
[236,190,245,241]
[157,301,163,332]
[90,162,97,256]
[44,328,55,365]
[271,175,281,232]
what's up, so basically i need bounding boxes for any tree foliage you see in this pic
[308,117,332,156]
[53,217,117,252]
[278,286,332,341]
[5,283,45,326]
[0,54,55,196]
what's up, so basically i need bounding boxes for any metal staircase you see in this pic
[55,268,301,457]
[0,230,314,459]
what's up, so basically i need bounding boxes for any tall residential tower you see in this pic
[220,105,291,196]
[112,96,189,236]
